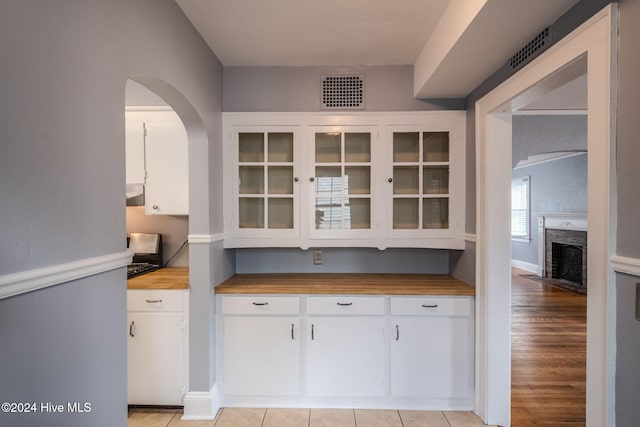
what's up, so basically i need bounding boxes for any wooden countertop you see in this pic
[127,267,189,290]
[215,274,474,296]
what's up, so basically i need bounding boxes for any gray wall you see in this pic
[0,0,224,425]
[511,115,588,267]
[236,248,449,274]
[224,65,465,112]
[511,153,588,266]
[615,0,640,424]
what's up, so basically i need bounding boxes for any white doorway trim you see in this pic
[475,5,617,427]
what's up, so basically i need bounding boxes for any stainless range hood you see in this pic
[126,183,144,206]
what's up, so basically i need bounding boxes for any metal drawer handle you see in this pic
[252,302,269,306]
[129,321,135,338]
[291,323,295,340]
[422,304,439,308]
[146,299,163,303]
[336,302,353,306]
[311,324,315,340]
[395,324,399,341]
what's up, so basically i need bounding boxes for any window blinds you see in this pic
[511,176,530,239]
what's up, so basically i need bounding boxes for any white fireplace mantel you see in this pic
[536,213,588,277]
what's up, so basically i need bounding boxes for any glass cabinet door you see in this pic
[391,131,450,229]
[238,132,295,230]
[313,131,371,231]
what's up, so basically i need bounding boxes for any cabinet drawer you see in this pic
[306,296,385,315]
[127,290,184,312]
[390,297,471,317]
[222,296,300,315]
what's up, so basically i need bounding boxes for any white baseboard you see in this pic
[182,384,220,420]
[511,259,539,275]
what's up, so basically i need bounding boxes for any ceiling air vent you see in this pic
[321,74,365,110]
[509,27,551,70]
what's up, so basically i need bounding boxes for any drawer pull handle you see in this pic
[422,304,439,308]
[336,302,353,306]
[311,324,315,340]
[395,324,399,341]
[146,299,163,304]
[291,323,295,340]
[252,302,269,306]
[129,321,135,338]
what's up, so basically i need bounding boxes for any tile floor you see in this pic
[127,407,498,427]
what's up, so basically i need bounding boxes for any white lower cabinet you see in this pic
[217,294,473,409]
[390,297,473,400]
[127,290,188,405]
[223,317,300,396]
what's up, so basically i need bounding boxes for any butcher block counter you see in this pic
[127,267,189,289]
[215,273,474,296]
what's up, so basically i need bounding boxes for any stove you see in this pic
[127,233,163,279]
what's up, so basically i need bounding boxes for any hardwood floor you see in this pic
[511,268,587,426]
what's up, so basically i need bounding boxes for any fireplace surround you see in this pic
[537,213,588,292]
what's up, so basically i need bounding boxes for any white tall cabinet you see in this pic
[125,107,189,215]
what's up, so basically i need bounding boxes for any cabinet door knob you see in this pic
[294,177,299,182]
[388,178,393,183]
[152,204,159,210]
[309,177,315,182]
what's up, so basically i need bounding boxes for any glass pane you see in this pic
[423,198,449,229]
[423,166,449,194]
[314,197,342,230]
[268,198,293,229]
[393,198,419,229]
[345,166,370,194]
[393,166,419,195]
[393,132,419,162]
[239,133,264,162]
[268,166,293,194]
[239,198,264,228]
[346,198,370,229]
[423,132,449,162]
[239,166,264,194]
[268,133,293,162]
[315,133,341,163]
[345,133,371,162]
[315,166,342,195]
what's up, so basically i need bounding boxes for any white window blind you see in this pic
[511,176,530,239]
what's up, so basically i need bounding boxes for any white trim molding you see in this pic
[182,384,221,420]
[0,251,132,300]
[463,233,477,243]
[611,255,640,277]
[188,233,225,244]
[511,259,538,275]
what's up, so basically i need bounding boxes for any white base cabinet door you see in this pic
[390,317,471,398]
[223,317,300,396]
[306,317,385,397]
[127,311,184,405]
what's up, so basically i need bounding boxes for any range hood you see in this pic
[126,183,145,206]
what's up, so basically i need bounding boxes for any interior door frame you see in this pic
[474,5,617,426]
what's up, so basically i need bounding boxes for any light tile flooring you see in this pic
[128,407,497,427]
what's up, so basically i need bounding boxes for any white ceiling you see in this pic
[176,0,581,100]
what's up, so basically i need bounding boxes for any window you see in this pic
[511,176,530,240]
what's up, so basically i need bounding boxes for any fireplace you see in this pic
[545,228,587,290]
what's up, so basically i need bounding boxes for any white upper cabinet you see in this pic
[126,108,189,215]
[223,112,465,249]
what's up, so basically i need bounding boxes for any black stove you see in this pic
[127,233,163,279]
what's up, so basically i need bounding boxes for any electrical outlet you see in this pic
[313,250,323,265]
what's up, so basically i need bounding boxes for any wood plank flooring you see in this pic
[511,268,587,426]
